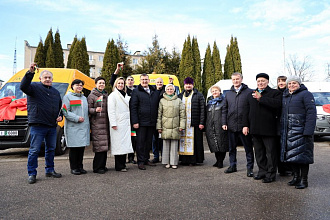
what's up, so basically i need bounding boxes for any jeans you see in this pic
[27,126,57,176]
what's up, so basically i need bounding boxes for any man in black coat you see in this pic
[129,73,160,170]
[222,72,255,177]
[242,73,282,183]
[20,63,63,184]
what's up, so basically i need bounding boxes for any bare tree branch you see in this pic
[285,54,314,81]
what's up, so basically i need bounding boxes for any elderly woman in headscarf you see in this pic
[280,75,316,189]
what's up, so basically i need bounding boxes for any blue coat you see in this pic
[20,70,62,127]
[280,84,316,164]
[222,83,253,132]
[62,91,90,147]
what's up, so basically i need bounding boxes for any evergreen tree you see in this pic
[101,39,120,92]
[67,35,77,68]
[223,45,232,79]
[71,40,84,73]
[192,37,202,92]
[80,37,90,76]
[144,34,165,74]
[202,44,214,97]
[224,36,242,78]
[178,35,194,89]
[212,41,223,82]
[53,29,64,68]
[231,36,242,74]
[43,28,54,61]
[45,44,55,67]
[163,47,181,76]
[34,39,45,67]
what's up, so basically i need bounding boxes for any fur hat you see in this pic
[184,77,194,85]
[286,75,302,85]
[256,73,269,81]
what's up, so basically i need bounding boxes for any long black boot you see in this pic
[288,164,301,186]
[217,152,226,168]
[213,152,220,167]
[295,164,309,189]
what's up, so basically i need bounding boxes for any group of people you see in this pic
[22,63,316,190]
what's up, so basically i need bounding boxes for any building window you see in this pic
[133,58,138,64]
[98,68,102,74]
[89,54,93,61]
[98,56,103,62]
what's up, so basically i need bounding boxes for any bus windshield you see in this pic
[313,92,330,106]
[0,82,69,99]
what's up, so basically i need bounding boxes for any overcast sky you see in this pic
[0,0,329,87]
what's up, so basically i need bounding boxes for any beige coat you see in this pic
[156,94,186,140]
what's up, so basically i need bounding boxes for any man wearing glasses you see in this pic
[129,73,160,170]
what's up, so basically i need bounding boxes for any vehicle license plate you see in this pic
[0,130,19,136]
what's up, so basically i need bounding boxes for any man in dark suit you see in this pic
[242,73,282,183]
[129,73,160,170]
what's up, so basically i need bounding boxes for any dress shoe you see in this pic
[28,175,36,184]
[93,169,106,174]
[138,164,146,170]
[171,165,178,169]
[145,161,156,166]
[79,168,87,174]
[45,171,62,178]
[104,167,109,172]
[253,175,266,180]
[262,177,276,183]
[224,166,237,173]
[151,158,160,163]
[247,169,254,177]
[71,169,81,175]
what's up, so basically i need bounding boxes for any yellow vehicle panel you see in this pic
[131,74,181,91]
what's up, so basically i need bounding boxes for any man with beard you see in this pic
[178,77,205,166]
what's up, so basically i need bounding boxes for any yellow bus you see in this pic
[0,68,95,155]
[131,73,181,94]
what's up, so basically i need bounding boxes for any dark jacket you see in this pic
[242,86,282,136]
[129,84,160,126]
[222,83,252,132]
[153,85,166,98]
[205,96,229,153]
[20,70,62,127]
[88,88,110,152]
[178,88,206,126]
[109,73,136,96]
[280,84,316,164]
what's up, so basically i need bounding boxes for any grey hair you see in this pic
[40,70,53,78]
[231,72,243,79]
[165,84,175,91]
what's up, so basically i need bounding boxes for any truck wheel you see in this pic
[55,128,67,155]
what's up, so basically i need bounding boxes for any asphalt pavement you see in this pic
[1,138,330,219]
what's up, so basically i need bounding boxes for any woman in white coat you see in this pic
[108,77,134,172]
